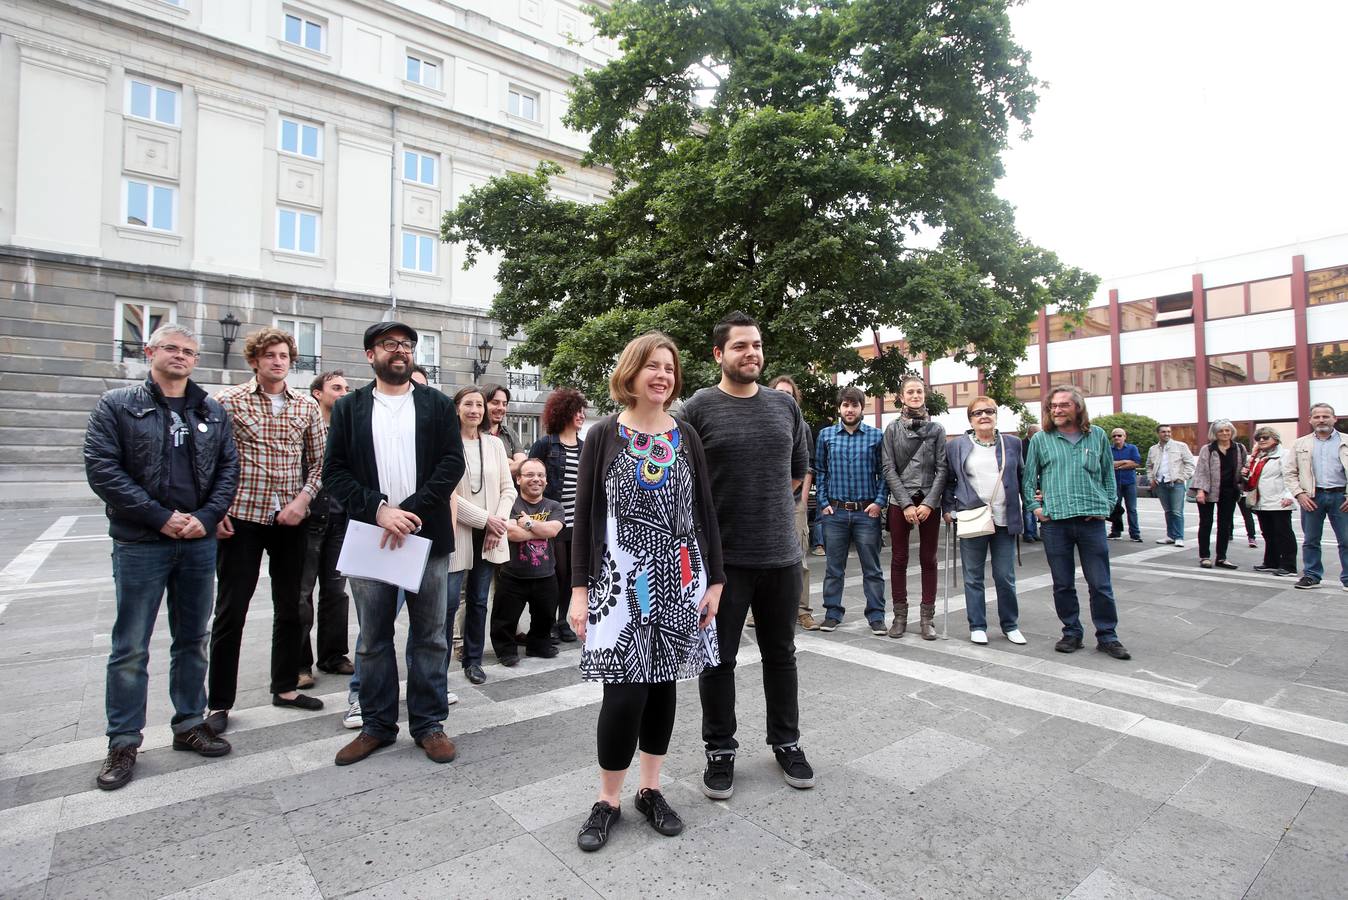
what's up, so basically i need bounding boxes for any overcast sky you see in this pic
[996,0,1348,280]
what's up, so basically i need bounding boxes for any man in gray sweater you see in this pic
[684,312,815,801]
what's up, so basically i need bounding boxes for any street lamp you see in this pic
[219,311,241,369]
[472,339,493,382]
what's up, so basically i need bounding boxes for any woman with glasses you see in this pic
[942,397,1026,645]
[1244,428,1298,576]
[1192,419,1248,569]
[447,385,516,685]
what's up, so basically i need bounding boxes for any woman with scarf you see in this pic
[880,376,949,639]
[1192,418,1249,570]
[1243,427,1297,576]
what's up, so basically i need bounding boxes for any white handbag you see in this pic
[956,435,1004,539]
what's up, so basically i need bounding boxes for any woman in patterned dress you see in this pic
[566,332,724,852]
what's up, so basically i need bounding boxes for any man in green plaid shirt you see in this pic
[1023,386,1131,660]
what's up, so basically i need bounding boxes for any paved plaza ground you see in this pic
[0,498,1345,898]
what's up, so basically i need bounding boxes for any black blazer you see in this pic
[323,382,466,556]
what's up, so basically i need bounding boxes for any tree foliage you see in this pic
[1093,412,1162,463]
[443,0,1097,418]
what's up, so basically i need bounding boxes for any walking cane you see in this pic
[942,520,952,640]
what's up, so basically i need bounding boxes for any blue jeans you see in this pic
[347,589,407,704]
[1155,481,1187,541]
[349,553,450,741]
[1022,505,1038,539]
[1109,482,1140,539]
[445,553,495,668]
[1301,489,1348,585]
[1040,516,1120,644]
[820,509,885,624]
[106,537,216,749]
[960,526,1018,632]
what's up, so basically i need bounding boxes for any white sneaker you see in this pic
[1174,541,1185,548]
[970,629,988,645]
[1005,629,1027,645]
[446,691,459,706]
[1155,538,1174,544]
[342,701,362,730]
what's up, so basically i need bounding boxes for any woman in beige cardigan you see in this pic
[447,386,516,685]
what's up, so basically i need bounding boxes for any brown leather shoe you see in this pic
[416,731,458,764]
[96,746,137,791]
[172,724,231,757]
[797,612,820,631]
[335,732,395,766]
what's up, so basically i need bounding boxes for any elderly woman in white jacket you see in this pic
[447,385,516,685]
[1245,426,1297,576]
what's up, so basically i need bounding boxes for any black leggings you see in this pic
[596,682,677,771]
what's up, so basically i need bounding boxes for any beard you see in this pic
[373,355,411,385]
[722,361,760,385]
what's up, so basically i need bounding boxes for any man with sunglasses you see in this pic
[1107,428,1143,542]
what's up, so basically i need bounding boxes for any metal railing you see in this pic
[292,354,321,374]
[420,364,441,383]
[506,370,541,391]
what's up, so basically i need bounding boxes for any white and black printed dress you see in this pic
[580,423,720,684]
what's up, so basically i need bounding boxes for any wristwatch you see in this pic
[523,518,534,532]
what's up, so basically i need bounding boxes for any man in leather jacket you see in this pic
[84,323,238,790]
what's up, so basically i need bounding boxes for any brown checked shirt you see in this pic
[215,377,326,525]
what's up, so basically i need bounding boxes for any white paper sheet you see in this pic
[336,519,432,593]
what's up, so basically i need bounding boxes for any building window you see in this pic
[1248,277,1292,313]
[508,414,540,447]
[115,300,176,357]
[1119,300,1155,332]
[415,333,440,381]
[508,86,539,121]
[283,11,325,52]
[1013,374,1040,402]
[124,179,177,231]
[279,118,322,160]
[1208,353,1248,386]
[1047,307,1110,341]
[1205,283,1245,319]
[1311,341,1348,378]
[1121,363,1157,394]
[403,150,437,186]
[405,53,441,90]
[1159,359,1196,391]
[125,78,179,127]
[401,231,437,274]
[932,381,976,408]
[274,315,321,372]
[277,208,319,255]
[1208,349,1295,386]
[1308,266,1348,306]
[1048,367,1111,396]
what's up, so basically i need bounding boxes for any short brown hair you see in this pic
[452,385,485,408]
[244,327,298,367]
[610,332,682,410]
[1044,385,1090,432]
[838,385,866,407]
[769,375,801,403]
[309,370,345,397]
[965,396,997,419]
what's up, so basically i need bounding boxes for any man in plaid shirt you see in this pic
[206,326,327,733]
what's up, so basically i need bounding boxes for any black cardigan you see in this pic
[570,413,725,589]
[322,382,466,556]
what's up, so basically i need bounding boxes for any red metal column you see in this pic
[1037,307,1050,411]
[1108,288,1122,413]
[1291,254,1311,436]
[1192,273,1208,440]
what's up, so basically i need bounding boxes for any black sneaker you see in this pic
[576,801,620,852]
[525,644,559,659]
[1107,533,1122,541]
[1130,536,1143,542]
[701,751,735,800]
[818,619,841,633]
[635,788,684,836]
[1054,636,1084,653]
[1253,565,1278,572]
[774,744,816,789]
[1295,576,1321,590]
[1097,642,1132,661]
[1274,569,1297,577]
[95,746,137,791]
[555,624,579,643]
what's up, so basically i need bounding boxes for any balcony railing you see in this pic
[507,370,541,391]
[118,340,146,360]
[292,354,321,374]
[420,364,441,384]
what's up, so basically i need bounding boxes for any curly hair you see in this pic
[243,326,299,366]
[542,387,587,435]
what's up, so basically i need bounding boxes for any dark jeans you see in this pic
[1109,482,1141,539]
[1238,497,1258,540]
[490,570,555,658]
[1022,505,1039,539]
[888,504,941,608]
[349,553,450,741]
[821,508,884,624]
[1301,488,1348,584]
[700,564,800,753]
[1255,510,1297,571]
[298,512,350,670]
[552,536,573,632]
[445,529,494,668]
[1040,516,1120,644]
[1197,494,1236,560]
[106,537,216,749]
[960,526,1018,632]
[208,517,306,709]
[597,681,677,771]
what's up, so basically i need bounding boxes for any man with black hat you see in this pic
[323,321,466,765]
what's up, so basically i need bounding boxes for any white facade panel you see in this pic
[1309,379,1348,414]
[1117,325,1194,366]
[1083,395,1113,420]
[1121,390,1197,424]
[1014,353,1039,376]
[1307,304,1348,344]
[1204,310,1296,355]
[1207,383,1299,422]
[200,0,266,49]
[1046,334,1110,372]
[13,45,106,255]
[928,358,978,383]
[1110,267,1194,305]
[333,134,392,294]
[449,166,500,308]
[193,102,265,275]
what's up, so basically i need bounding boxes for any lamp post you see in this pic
[219,312,241,369]
[472,339,493,382]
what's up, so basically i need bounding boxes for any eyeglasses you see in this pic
[377,339,416,353]
[154,344,200,359]
[969,408,997,418]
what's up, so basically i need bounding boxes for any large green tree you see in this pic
[443,0,1097,417]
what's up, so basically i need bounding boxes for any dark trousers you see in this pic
[700,563,800,753]
[597,681,677,771]
[490,569,556,658]
[1040,516,1120,644]
[297,512,349,671]
[1255,510,1297,571]
[1238,497,1258,540]
[552,536,573,631]
[1108,482,1141,539]
[889,504,941,607]
[1197,495,1237,560]
[208,516,307,709]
